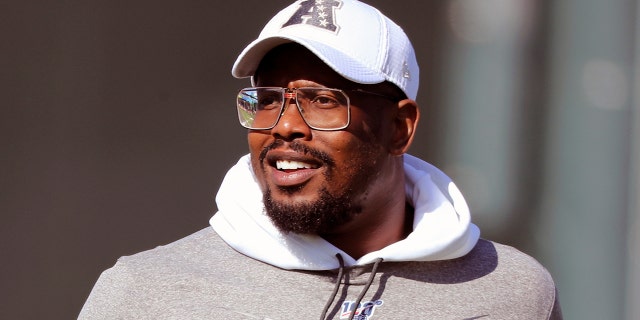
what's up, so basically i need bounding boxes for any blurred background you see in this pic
[1,0,637,319]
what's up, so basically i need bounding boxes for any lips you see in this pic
[265,152,322,187]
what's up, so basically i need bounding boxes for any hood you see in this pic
[210,154,480,270]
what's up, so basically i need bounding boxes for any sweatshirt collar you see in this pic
[210,154,480,270]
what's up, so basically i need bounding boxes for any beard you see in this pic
[263,185,363,234]
[258,139,382,235]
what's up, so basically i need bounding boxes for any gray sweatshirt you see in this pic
[79,155,562,319]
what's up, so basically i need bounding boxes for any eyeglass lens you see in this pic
[236,87,350,130]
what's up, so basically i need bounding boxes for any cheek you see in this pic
[247,134,261,160]
[247,132,269,187]
[348,109,393,150]
[321,107,391,165]
[323,131,386,181]
[338,112,393,180]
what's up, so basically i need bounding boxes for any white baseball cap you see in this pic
[232,0,420,100]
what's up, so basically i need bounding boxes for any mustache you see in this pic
[259,140,335,167]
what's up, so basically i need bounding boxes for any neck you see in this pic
[320,161,411,259]
[322,202,413,260]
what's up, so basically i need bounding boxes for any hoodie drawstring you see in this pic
[320,255,384,320]
[320,254,345,320]
[347,257,383,320]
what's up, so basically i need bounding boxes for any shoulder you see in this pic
[475,239,557,292]
[470,239,553,275]
[83,227,228,289]
[459,239,557,292]
[384,239,561,319]
[118,227,225,265]
[109,227,257,279]
[79,227,256,319]
[395,239,556,289]
[467,239,562,319]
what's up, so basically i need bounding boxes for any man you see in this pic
[79,1,562,319]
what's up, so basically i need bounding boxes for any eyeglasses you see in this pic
[236,87,398,131]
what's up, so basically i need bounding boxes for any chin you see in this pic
[263,186,361,235]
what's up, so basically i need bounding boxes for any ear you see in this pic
[389,99,420,155]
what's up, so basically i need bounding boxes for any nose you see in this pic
[270,98,312,140]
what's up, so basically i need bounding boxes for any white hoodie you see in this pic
[210,154,480,270]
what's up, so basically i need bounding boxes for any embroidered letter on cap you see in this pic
[282,0,342,32]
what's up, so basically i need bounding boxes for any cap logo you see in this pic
[403,61,411,79]
[282,0,342,33]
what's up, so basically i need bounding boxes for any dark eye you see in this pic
[257,92,282,111]
[310,94,342,109]
[315,95,338,105]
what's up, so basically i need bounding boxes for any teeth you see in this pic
[276,160,315,170]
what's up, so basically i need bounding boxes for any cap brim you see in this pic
[232,35,387,85]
